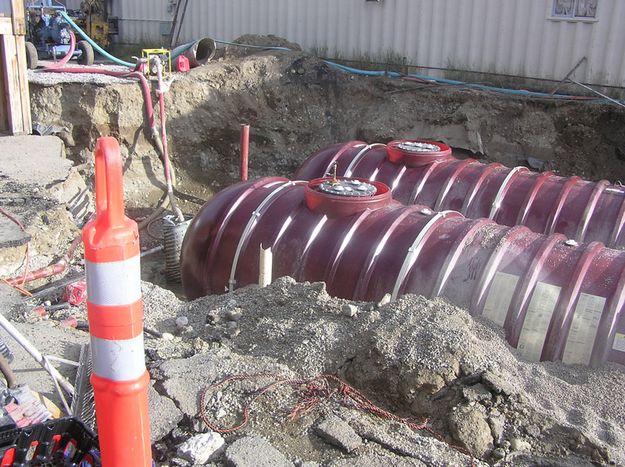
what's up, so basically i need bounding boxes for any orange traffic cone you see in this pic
[83,137,152,466]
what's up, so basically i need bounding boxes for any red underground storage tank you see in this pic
[181,176,625,368]
[293,140,625,249]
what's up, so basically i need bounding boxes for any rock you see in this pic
[524,423,541,438]
[226,308,243,321]
[488,411,506,445]
[482,371,515,396]
[448,405,494,457]
[342,304,358,317]
[225,435,292,467]
[191,417,209,433]
[148,384,184,442]
[177,431,225,465]
[175,316,189,328]
[162,332,174,340]
[329,453,425,466]
[377,294,391,307]
[314,416,362,452]
[510,438,531,452]
[492,447,506,459]
[462,383,492,402]
[170,427,188,444]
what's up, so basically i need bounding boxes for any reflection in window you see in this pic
[552,0,598,18]
[575,0,598,17]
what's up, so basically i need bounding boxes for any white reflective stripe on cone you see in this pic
[86,256,142,306]
[90,334,146,381]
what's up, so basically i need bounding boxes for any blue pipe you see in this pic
[59,11,134,68]
[324,59,625,103]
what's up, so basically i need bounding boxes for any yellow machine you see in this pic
[70,0,117,49]
[141,48,172,77]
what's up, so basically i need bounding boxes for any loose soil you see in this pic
[0,36,623,466]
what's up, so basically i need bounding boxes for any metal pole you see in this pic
[568,78,625,110]
[0,313,74,395]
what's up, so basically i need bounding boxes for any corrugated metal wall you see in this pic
[110,0,625,87]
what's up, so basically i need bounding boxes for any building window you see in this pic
[552,0,598,19]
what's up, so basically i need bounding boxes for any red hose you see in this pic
[42,67,155,130]
[155,59,184,222]
[45,31,76,69]
[5,236,81,287]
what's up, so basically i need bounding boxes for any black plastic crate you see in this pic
[0,418,99,467]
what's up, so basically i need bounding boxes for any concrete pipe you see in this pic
[181,177,625,367]
[294,141,625,249]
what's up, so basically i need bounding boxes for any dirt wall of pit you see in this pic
[29,52,625,212]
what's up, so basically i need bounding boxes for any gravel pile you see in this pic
[138,277,625,465]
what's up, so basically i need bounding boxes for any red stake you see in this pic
[240,124,250,181]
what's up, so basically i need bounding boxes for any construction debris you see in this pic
[0,34,623,467]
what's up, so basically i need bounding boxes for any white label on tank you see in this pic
[482,272,519,326]
[613,333,625,352]
[517,282,561,361]
[562,293,606,365]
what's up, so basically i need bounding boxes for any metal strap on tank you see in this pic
[409,160,446,204]
[207,179,285,274]
[460,163,503,214]
[575,180,609,243]
[354,205,424,299]
[543,241,603,362]
[391,211,455,301]
[434,159,477,211]
[515,171,553,225]
[325,209,373,286]
[391,165,407,192]
[228,181,301,291]
[488,167,528,220]
[608,193,625,248]
[594,260,625,366]
[544,176,581,235]
[470,225,528,314]
[344,143,385,177]
[506,233,565,344]
[322,142,367,176]
[432,219,488,297]
[294,215,329,279]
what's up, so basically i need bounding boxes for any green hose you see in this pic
[60,11,135,68]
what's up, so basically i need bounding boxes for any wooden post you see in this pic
[0,0,31,135]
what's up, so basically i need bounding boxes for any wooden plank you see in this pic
[13,34,30,133]
[0,17,12,35]
[0,35,7,133]
[10,0,25,35]
[1,34,30,134]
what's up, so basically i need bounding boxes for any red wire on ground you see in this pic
[199,373,476,466]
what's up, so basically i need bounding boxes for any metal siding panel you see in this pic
[602,0,624,84]
[109,0,624,87]
[467,0,483,70]
[404,0,418,62]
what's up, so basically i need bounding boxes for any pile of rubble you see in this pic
[94,278,625,465]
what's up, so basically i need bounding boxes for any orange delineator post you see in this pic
[82,137,152,466]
